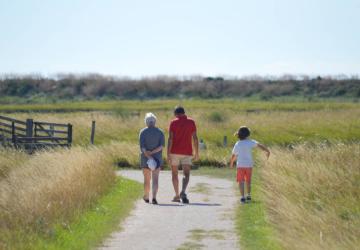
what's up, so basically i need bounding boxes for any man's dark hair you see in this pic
[237,126,250,140]
[174,106,185,115]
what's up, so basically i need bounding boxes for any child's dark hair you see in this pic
[236,126,250,140]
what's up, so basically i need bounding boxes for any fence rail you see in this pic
[0,115,72,152]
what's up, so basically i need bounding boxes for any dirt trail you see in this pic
[99,170,239,250]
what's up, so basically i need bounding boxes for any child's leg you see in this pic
[245,168,253,197]
[237,168,246,198]
[239,181,245,197]
[246,180,251,195]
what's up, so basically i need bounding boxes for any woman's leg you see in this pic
[152,168,160,199]
[143,168,151,200]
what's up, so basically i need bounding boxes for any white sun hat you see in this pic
[147,157,157,171]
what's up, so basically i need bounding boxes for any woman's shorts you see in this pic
[169,154,192,166]
[237,167,252,182]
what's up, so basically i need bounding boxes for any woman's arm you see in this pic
[141,148,152,158]
[150,146,163,155]
[257,143,270,159]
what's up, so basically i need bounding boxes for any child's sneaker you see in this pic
[246,194,251,201]
[240,197,246,204]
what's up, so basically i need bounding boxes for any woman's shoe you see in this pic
[143,196,150,203]
[172,196,181,202]
[152,198,158,205]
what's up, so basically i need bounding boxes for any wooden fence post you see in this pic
[26,119,33,137]
[11,121,15,144]
[90,121,96,145]
[25,119,34,152]
[50,124,54,136]
[223,135,227,147]
[67,124,72,146]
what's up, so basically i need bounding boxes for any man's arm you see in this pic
[257,143,270,159]
[192,132,199,161]
[229,154,237,168]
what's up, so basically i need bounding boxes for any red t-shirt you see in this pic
[169,115,196,155]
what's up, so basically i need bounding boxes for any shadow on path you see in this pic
[156,202,221,207]
[188,202,221,206]
[157,203,185,207]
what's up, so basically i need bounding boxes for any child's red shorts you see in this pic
[237,167,252,182]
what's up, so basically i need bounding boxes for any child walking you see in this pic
[230,126,270,204]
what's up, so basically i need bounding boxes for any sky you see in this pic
[0,0,359,77]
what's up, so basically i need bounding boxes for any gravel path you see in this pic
[99,170,239,250]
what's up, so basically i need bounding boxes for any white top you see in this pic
[232,139,258,168]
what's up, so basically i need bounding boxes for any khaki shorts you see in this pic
[169,154,192,166]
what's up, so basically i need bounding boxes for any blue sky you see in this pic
[0,0,359,77]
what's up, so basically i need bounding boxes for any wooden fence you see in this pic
[0,115,72,151]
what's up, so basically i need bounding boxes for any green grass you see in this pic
[1,177,142,250]
[193,166,282,250]
[235,168,282,250]
[0,98,359,113]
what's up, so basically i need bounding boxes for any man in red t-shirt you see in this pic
[167,106,199,203]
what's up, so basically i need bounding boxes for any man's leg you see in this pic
[152,168,160,199]
[171,165,180,199]
[181,164,191,194]
[143,168,151,201]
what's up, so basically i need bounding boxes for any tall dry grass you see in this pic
[259,144,360,250]
[10,108,360,146]
[0,146,117,246]
[0,148,29,179]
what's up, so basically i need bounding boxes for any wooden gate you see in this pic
[0,115,72,151]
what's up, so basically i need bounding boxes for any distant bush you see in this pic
[208,111,226,123]
[0,74,359,100]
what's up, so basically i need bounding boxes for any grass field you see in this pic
[1,177,142,250]
[0,99,359,113]
[1,99,359,250]
[0,145,141,250]
[259,144,360,250]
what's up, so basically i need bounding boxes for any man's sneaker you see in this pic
[180,191,189,204]
[240,197,246,204]
[246,195,251,201]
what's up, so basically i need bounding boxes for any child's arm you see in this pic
[229,154,237,168]
[257,143,270,159]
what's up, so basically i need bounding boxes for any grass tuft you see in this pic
[259,144,360,250]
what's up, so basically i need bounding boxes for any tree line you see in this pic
[0,74,359,100]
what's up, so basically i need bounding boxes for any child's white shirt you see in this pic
[232,139,258,168]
